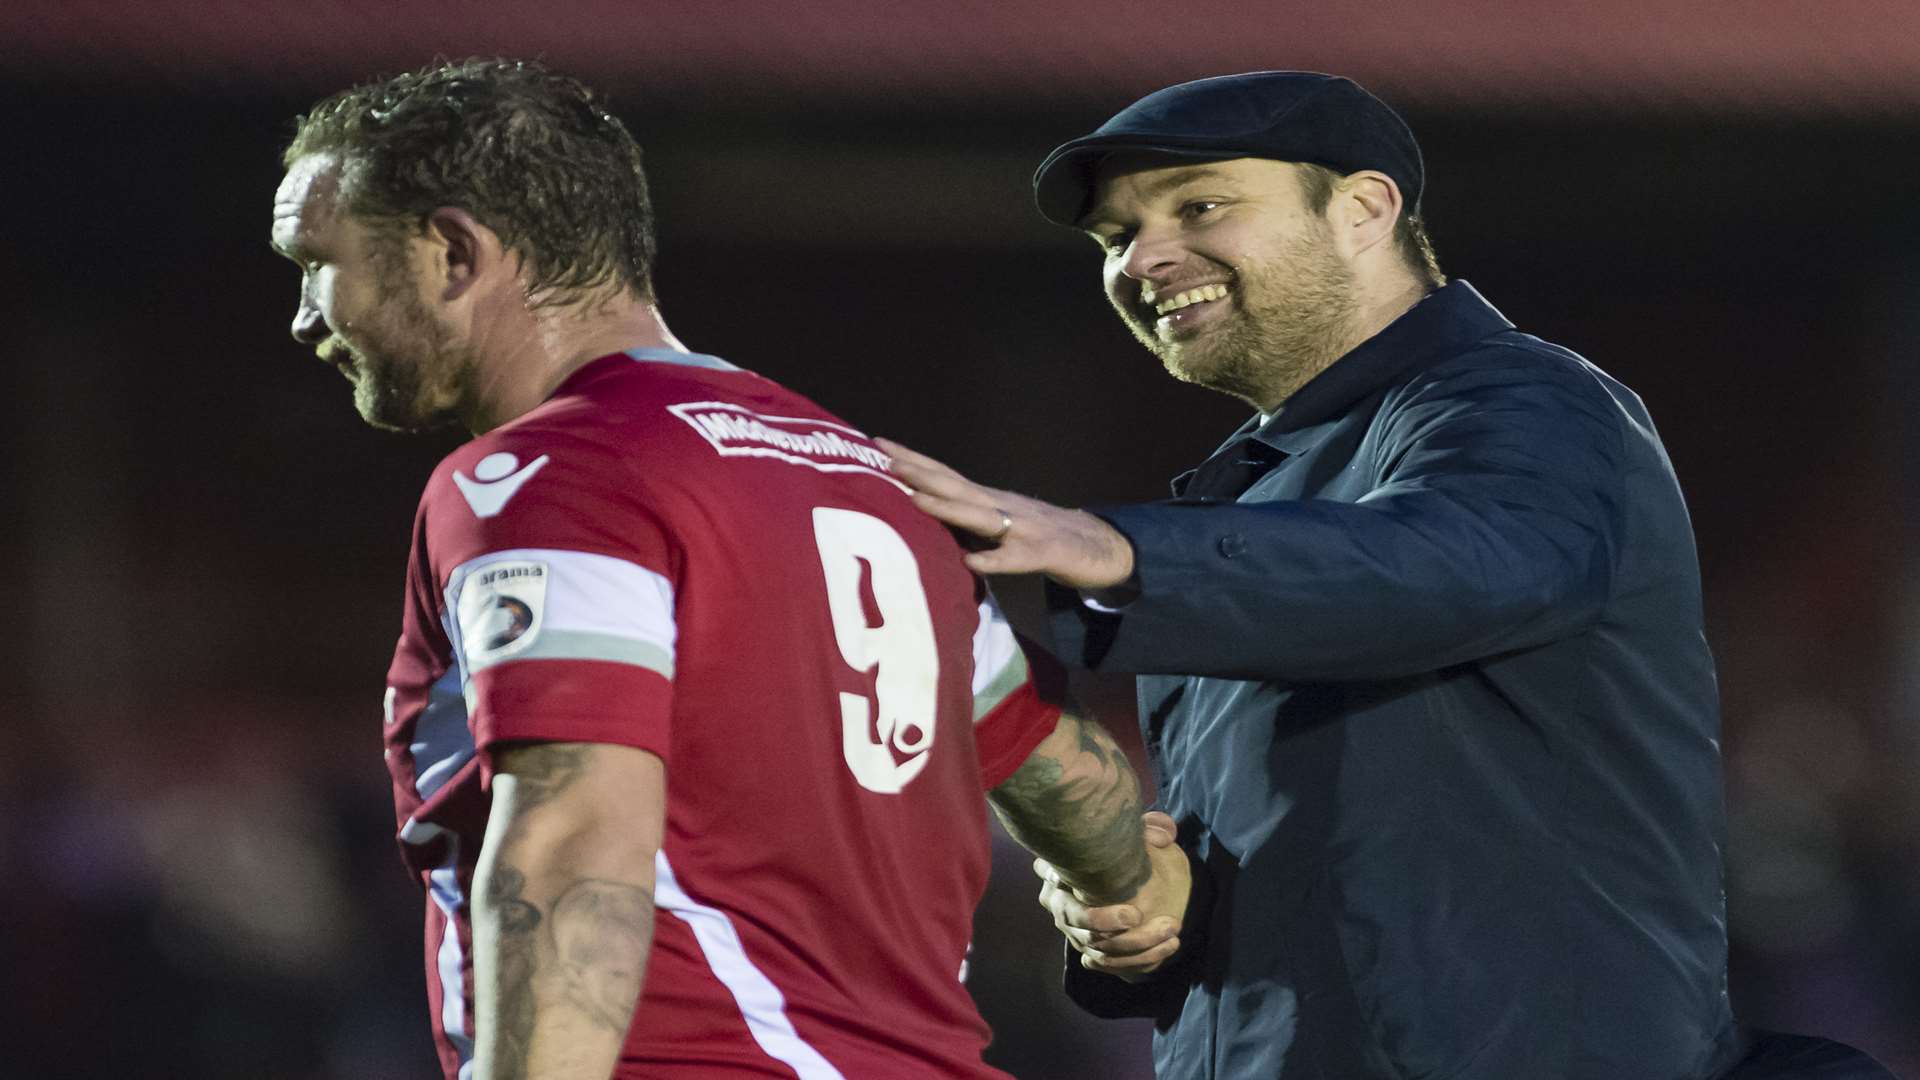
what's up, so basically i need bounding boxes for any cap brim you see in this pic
[1032,136,1252,227]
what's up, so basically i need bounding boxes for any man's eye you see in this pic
[1181,201,1221,219]
[1101,232,1134,255]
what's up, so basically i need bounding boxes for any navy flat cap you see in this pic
[1032,71,1424,227]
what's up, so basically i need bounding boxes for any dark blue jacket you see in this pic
[1048,282,1742,1079]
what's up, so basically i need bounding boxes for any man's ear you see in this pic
[423,207,500,302]
[1329,171,1402,259]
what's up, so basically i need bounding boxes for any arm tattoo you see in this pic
[486,865,542,1076]
[479,744,656,1076]
[990,712,1150,902]
[485,869,656,1067]
[552,879,656,1031]
[495,743,589,812]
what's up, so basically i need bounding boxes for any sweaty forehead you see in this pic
[272,154,344,244]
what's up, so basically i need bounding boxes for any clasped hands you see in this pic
[1036,811,1192,981]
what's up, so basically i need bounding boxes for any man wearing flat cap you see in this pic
[883,71,1753,1078]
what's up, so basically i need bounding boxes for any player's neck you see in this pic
[460,297,687,435]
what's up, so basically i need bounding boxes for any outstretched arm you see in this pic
[472,741,664,1080]
[882,355,1627,683]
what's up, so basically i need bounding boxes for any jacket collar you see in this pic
[1249,279,1513,455]
[1169,281,1512,496]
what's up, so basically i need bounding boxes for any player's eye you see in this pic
[1099,231,1134,256]
[1180,200,1221,220]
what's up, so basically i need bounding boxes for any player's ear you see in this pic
[1329,171,1401,260]
[423,207,498,303]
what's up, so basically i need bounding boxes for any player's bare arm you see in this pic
[990,709,1148,901]
[472,741,664,1080]
[876,438,1135,592]
[989,712,1191,980]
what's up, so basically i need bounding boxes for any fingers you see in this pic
[879,439,1024,551]
[1034,856,1183,980]
[875,438,976,499]
[1080,932,1183,980]
[908,489,1014,543]
[1080,916,1181,958]
[1036,859,1172,951]
[1035,859,1135,930]
[1142,810,1178,847]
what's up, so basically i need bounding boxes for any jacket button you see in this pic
[1217,534,1247,558]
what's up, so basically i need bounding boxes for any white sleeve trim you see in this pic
[970,596,1030,723]
[441,547,677,684]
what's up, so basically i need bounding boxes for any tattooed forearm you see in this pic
[486,866,542,1076]
[552,879,655,1030]
[989,711,1150,902]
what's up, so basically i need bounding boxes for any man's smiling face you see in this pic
[1083,155,1357,409]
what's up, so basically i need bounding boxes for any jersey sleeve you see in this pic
[969,593,1064,789]
[427,443,679,779]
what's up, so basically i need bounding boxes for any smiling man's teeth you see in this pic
[1154,283,1230,316]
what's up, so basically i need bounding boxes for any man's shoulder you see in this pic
[1427,327,1596,380]
[1389,328,1630,414]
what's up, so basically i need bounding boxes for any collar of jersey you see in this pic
[623,347,742,372]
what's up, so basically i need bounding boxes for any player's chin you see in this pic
[354,384,447,434]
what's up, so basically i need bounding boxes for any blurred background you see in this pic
[4,1,1919,1076]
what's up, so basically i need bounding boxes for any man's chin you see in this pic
[1157,342,1221,385]
[353,384,454,434]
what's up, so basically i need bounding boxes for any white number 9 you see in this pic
[812,507,941,794]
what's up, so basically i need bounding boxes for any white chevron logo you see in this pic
[452,452,550,518]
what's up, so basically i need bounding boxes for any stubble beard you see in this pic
[1123,231,1359,410]
[346,257,467,434]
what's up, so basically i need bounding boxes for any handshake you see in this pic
[1033,811,1194,983]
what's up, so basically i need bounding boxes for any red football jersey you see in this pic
[382,349,1060,1079]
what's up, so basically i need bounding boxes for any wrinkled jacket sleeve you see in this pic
[1049,348,1627,682]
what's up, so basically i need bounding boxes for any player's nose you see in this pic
[290,299,327,346]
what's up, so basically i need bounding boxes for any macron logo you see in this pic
[452,452,550,519]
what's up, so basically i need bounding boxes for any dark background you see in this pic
[3,3,1918,1077]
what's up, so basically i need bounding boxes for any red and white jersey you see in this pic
[382,349,1060,1079]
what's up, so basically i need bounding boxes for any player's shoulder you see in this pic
[421,414,620,519]
[416,352,740,504]
[546,348,868,465]
[413,378,662,578]
[595,349,907,494]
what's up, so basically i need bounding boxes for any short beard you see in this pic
[351,235,465,434]
[1122,227,1358,410]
